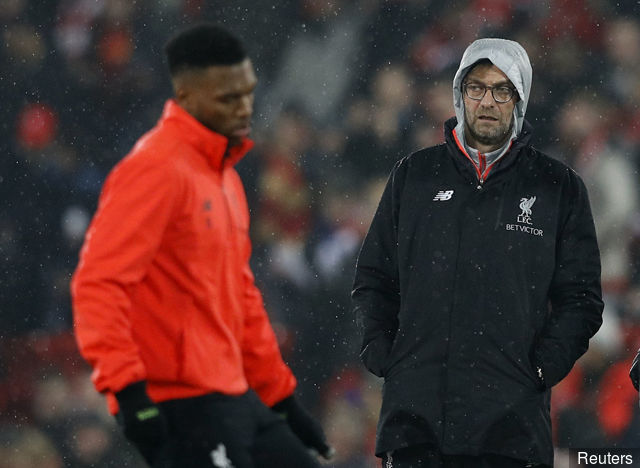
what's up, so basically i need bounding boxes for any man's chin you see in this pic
[471,127,509,147]
[227,136,244,148]
[228,129,252,148]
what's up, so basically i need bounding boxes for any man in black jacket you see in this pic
[352,38,604,467]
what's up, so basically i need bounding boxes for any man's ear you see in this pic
[174,86,189,107]
[172,77,195,114]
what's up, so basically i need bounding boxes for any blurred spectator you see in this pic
[16,104,58,151]
[408,77,456,150]
[259,0,373,126]
[0,424,63,468]
[551,92,638,291]
[343,63,415,180]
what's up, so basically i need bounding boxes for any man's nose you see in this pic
[479,89,496,106]
[238,95,253,117]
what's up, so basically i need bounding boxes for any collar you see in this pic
[453,125,516,181]
[454,114,518,167]
[159,99,254,170]
[444,117,533,183]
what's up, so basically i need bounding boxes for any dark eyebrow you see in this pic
[214,82,257,99]
[464,79,514,88]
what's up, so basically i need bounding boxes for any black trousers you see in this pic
[381,444,548,468]
[141,390,321,468]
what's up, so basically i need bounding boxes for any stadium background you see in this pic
[1,0,640,466]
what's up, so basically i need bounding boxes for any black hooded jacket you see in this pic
[352,118,603,466]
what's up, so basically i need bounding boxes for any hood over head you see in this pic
[453,38,532,136]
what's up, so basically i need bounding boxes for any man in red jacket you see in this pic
[71,23,332,467]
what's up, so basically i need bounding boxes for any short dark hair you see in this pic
[164,23,247,76]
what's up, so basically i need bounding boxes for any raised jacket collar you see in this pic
[444,116,533,184]
[159,99,254,170]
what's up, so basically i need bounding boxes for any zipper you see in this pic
[452,129,485,189]
[477,153,486,189]
[493,182,506,230]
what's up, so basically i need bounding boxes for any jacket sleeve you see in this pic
[71,155,178,394]
[234,174,296,406]
[351,160,404,377]
[535,170,604,388]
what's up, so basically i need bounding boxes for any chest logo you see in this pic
[433,190,454,201]
[203,199,213,228]
[506,195,543,237]
[517,196,536,225]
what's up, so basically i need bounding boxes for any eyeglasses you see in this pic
[463,83,516,103]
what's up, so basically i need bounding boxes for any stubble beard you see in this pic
[466,112,514,148]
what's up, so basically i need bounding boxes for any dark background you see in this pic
[2,0,640,466]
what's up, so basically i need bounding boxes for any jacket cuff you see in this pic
[271,395,295,412]
[114,380,149,410]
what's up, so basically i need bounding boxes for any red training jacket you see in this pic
[71,100,296,414]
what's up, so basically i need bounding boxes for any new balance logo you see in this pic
[210,444,234,468]
[433,190,454,201]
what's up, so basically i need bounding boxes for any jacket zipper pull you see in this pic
[477,153,487,189]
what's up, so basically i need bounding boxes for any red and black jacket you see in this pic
[72,100,296,414]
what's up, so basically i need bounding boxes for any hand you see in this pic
[630,349,640,391]
[272,395,335,460]
[115,381,169,464]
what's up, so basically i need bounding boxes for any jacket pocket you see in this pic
[529,347,547,391]
[360,335,392,377]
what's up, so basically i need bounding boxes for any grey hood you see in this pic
[453,38,532,137]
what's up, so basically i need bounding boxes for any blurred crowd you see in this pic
[2,0,640,466]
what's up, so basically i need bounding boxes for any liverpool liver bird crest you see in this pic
[519,196,536,217]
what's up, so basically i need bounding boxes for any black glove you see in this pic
[630,349,640,391]
[272,395,335,460]
[115,381,169,464]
